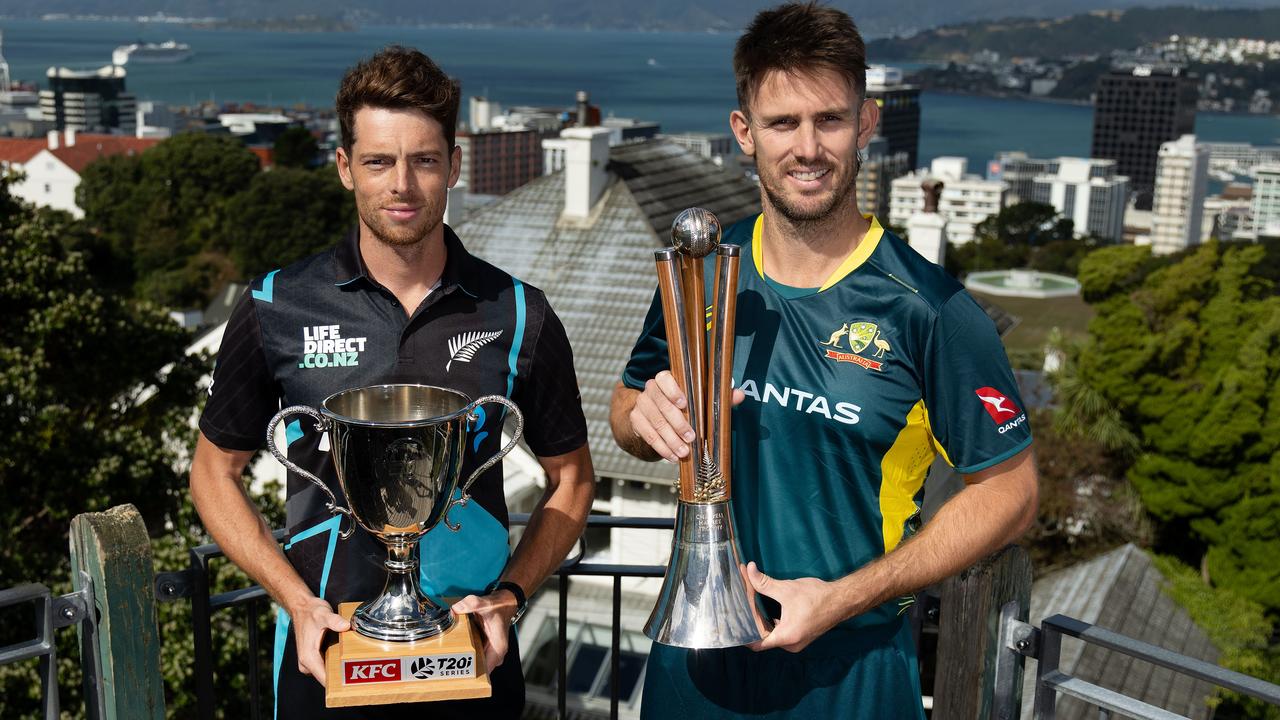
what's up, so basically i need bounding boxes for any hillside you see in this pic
[868,6,1280,60]
[6,0,1277,36]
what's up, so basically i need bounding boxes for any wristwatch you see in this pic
[486,579,528,625]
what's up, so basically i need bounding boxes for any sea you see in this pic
[4,19,1279,171]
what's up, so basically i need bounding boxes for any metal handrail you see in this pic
[1022,613,1280,719]
[0,576,101,720]
[10,516,1280,720]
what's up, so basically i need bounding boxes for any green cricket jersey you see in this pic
[623,215,1033,631]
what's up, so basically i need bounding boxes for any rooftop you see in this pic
[457,139,761,483]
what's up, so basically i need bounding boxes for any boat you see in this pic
[112,41,193,66]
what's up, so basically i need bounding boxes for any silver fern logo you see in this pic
[446,330,503,371]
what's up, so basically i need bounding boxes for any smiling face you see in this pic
[336,106,461,248]
[730,67,878,225]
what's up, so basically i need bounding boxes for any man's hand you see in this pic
[631,371,695,462]
[617,374,746,462]
[452,591,517,672]
[745,562,850,654]
[289,595,350,687]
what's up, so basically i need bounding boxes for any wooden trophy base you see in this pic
[323,602,492,708]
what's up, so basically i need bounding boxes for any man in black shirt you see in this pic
[191,46,595,719]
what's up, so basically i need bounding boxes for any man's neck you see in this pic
[758,197,871,288]
[358,223,447,316]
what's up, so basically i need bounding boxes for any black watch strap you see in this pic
[488,580,528,624]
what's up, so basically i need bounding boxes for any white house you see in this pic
[0,129,160,217]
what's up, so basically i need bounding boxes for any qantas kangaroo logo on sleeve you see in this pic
[975,387,1021,423]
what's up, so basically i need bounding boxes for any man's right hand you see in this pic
[628,371,696,462]
[289,595,350,687]
[618,372,746,462]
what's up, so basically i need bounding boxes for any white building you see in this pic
[890,157,1006,245]
[1030,157,1130,242]
[0,129,160,217]
[1150,134,1209,255]
[1253,165,1280,240]
[1203,187,1255,241]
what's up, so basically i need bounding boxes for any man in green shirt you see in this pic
[609,4,1040,717]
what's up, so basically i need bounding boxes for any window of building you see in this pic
[524,618,651,709]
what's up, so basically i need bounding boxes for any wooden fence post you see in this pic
[932,544,1032,719]
[69,503,166,720]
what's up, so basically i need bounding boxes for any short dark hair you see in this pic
[335,45,461,151]
[733,3,868,115]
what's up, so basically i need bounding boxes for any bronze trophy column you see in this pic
[644,208,764,649]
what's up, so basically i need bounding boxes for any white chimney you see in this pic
[47,129,59,150]
[906,212,947,266]
[561,126,612,219]
[64,128,76,147]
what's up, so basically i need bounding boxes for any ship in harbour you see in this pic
[112,41,193,66]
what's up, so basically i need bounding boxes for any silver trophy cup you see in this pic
[267,384,523,642]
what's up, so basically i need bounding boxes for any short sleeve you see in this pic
[515,302,588,458]
[921,291,1033,475]
[199,289,282,451]
[621,288,669,390]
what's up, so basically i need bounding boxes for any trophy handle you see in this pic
[266,405,355,539]
[442,395,525,532]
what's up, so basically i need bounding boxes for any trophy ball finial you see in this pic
[671,207,722,258]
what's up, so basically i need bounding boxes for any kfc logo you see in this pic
[975,387,1021,423]
[344,659,401,684]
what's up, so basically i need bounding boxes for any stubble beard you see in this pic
[760,152,862,227]
[355,194,444,249]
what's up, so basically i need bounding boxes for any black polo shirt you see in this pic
[200,225,588,609]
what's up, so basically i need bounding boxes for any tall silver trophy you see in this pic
[267,384,523,642]
[644,208,765,648]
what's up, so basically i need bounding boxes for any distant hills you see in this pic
[868,7,1280,59]
[3,0,1277,36]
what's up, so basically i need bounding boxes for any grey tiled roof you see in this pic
[607,141,762,237]
[456,140,761,483]
[1019,544,1219,720]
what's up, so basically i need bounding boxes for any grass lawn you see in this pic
[970,290,1096,367]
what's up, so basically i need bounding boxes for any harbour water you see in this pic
[4,19,1278,170]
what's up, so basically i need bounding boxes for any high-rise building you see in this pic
[1252,165,1280,240]
[1150,134,1209,255]
[857,135,911,220]
[39,65,136,134]
[866,65,921,171]
[889,157,1006,245]
[1091,66,1197,208]
[457,127,545,196]
[1030,157,1130,242]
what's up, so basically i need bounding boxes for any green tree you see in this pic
[76,133,261,306]
[946,202,1093,277]
[273,126,321,169]
[220,166,355,277]
[0,176,284,718]
[1073,240,1280,608]
[1150,553,1280,719]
